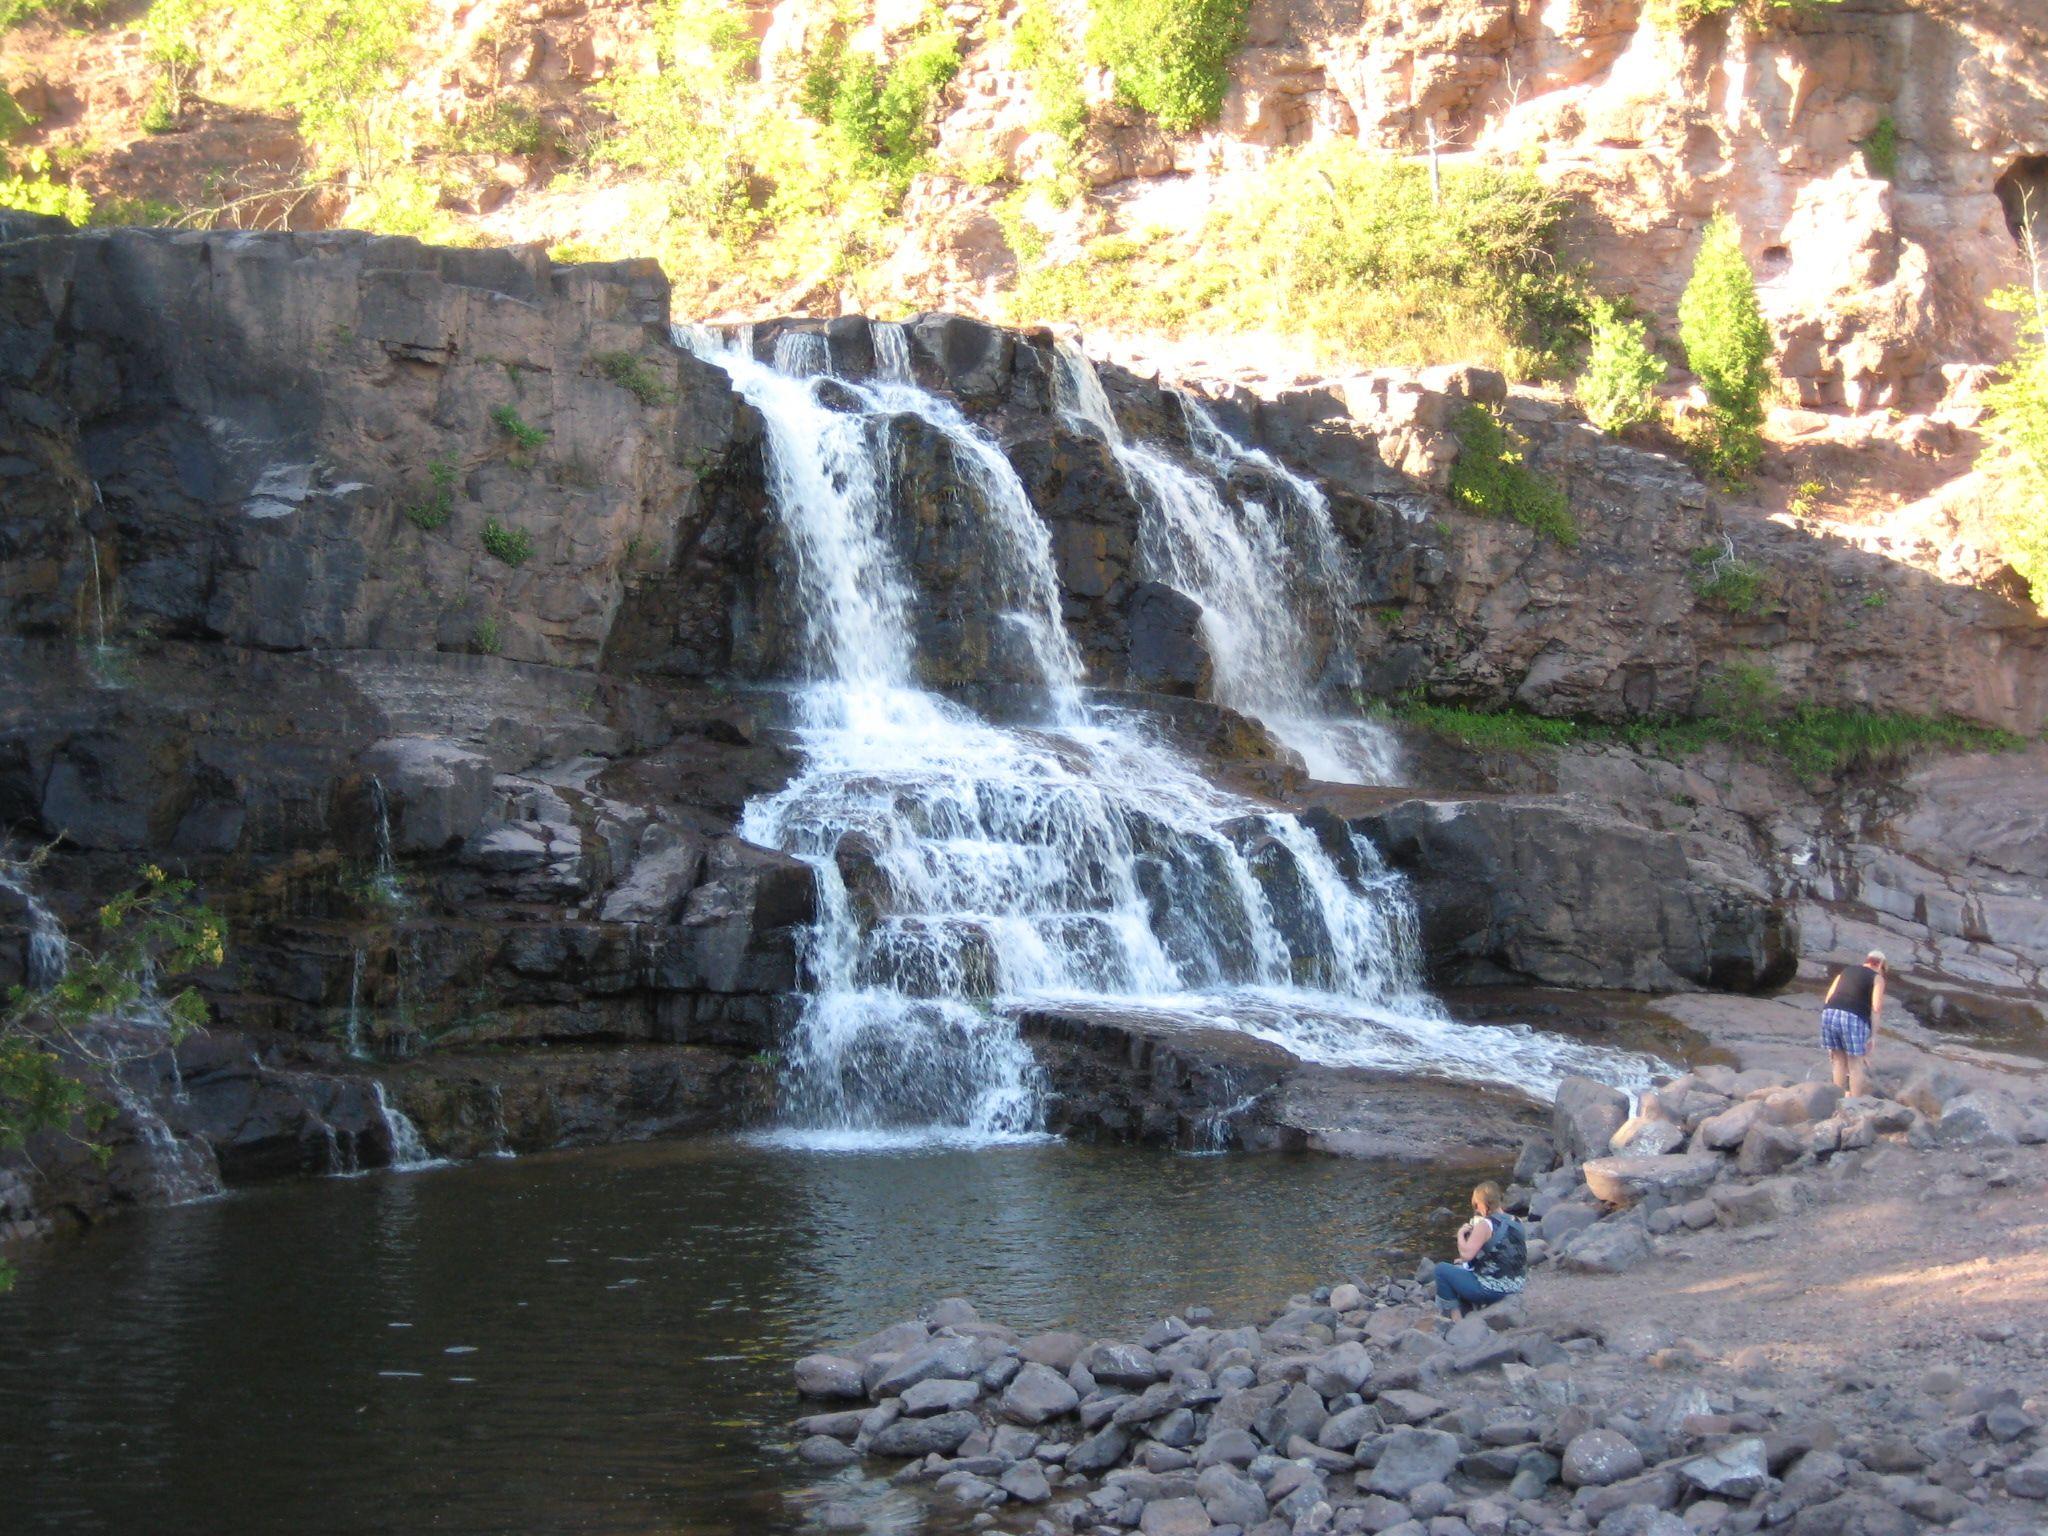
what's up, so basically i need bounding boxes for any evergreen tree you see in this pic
[1577,298,1667,435]
[1678,212,1773,479]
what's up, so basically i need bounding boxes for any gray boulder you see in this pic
[1000,1461,1052,1503]
[901,1377,980,1416]
[869,1408,981,1458]
[1366,1428,1463,1496]
[1937,1091,2025,1148]
[1554,1076,1632,1163]
[1679,1437,1769,1499]
[1582,1154,1721,1208]
[1001,1362,1081,1426]
[796,1434,860,1467]
[1126,581,1214,698]
[2007,1450,2048,1498]
[1736,1121,1805,1176]
[1085,1340,1164,1387]
[1562,1429,1646,1488]
[1067,1422,1134,1475]
[873,1336,980,1397]
[359,736,494,853]
[1196,1464,1269,1528]
[793,1354,865,1400]
[1020,1330,1091,1370]
[1696,1100,1764,1151]
[1304,1341,1373,1398]
[1609,1115,1686,1157]
[1559,1219,1652,1275]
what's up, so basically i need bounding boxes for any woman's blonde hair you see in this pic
[1471,1181,1505,1214]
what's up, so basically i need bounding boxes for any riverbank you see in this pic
[783,1068,2048,1536]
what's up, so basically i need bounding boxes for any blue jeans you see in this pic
[1435,1261,1504,1313]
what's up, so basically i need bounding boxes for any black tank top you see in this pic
[1831,963,1879,1021]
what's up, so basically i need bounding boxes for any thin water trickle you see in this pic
[367,777,406,909]
[678,326,1659,1147]
[344,946,370,1061]
[372,1082,439,1170]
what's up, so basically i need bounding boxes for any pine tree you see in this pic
[1577,298,1667,435]
[1678,212,1773,480]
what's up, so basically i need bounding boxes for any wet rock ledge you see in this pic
[783,1069,2048,1536]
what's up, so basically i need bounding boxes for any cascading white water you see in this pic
[1,862,70,990]
[683,325,1654,1145]
[372,1082,438,1170]
[1054,345,1401,785]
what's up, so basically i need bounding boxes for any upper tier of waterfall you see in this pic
[682,324,1654,1145]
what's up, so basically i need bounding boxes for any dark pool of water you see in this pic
[1,1136,1479,1536]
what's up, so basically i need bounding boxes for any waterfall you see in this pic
[1,862,70,990]
[344,946,371,1061]
[373,1083,437,1170]
[367,777,405,908]
[681,325,1653,1146]
[1054,345,1400,785]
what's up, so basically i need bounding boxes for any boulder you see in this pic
[873,1336,980,1397]
[1126,581,1214,697]
[796,1434,860,1467]
[1000,1461,1052,1503]
[901,1377,980,1416]
[869,1408,981,1458]
[1562,1429,1647,1488]
[359,736,494,853]
[1609,1116,1686,1157]
[599,825,707,923]
[1937,1091,2025,1148]
[1020,1330,1091,1370]
[1554,1077,1632,1163]
[1195,1464,1269,1528]
[1679,1437,1769,1499]
[1366,1428,1464,1496]
[793,1353,865,1401]
[1066,1422,1134,1475]
[1001,1362,1080,1425]
[1582,1154,1722,1208]
[1139,1496,1214,1536]
[1736,1121,1806,1177]
[1696,1100,1764,1152]
[1304,1341,1373,1397]
[1085,1341,1164,1387]
[1559,1219,1652,1274]
[2007,1451,2048,1499]
[1761,1083,1843,1126]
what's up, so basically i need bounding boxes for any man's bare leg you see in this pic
[1829,1049,1850,1091]
[1847,1052,1869,1099]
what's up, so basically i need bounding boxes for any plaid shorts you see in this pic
[1820,1007,1872,1055]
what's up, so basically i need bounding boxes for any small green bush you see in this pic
[1677,212,1772,482]
[1086,0,1251,132]
[1982,277,2048,606]
[1690,542,1769,614]
[1449,403,1579,548]
[1011,0,1087,152]
[236,0,423,178]
[490,404,547,453]
[0,149,92,224]
[472,615,502,655]
[404,458,457,531]
[480,519,535,566]
[1860,115,1898,179]
[593,350,673,405]
[445,101,553,157]
[801,13,960,192]
[1577,298,1667,435]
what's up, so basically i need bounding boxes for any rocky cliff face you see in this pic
[0,219,2036,1236]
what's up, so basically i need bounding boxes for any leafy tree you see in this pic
[240,0,421,177]
[0,148,93,224]
[1677,211,1773,481]
[140,0,206,129]
[1577,298,1667,435]
[1982,258,2048,606]
[1086,0,1250,133]
[1,862,225,1290]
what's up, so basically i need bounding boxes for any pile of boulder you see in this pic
[782,1065,2048,1536]
[1525,1066,2048,1279]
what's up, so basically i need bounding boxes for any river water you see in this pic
[0,1137,1474,1536]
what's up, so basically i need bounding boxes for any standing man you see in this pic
[1820,948,1886,1097]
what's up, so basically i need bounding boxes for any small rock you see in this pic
[1195,1463,1269,1528]
[1559,1219,1652,1275]
[1021,1331,1091,1371]
[1085,1341,1164,1388]
[1066,1423,1133,1476]
[1678,1437,1768,1499]
[902,1378,980,1416]
[1330,1284,1365,1313]
[796,1434,861,1467]
[2006,1451,2048,1498]
[1366,1428,1463,1497]
[1735,1122,1804,1177]
[1918,1366,1965,1398]
[1003,1363,1082,1426]
[1562,1430,1646,1488]
[929,1297,980,1328]
[1002,1461,1053,1503]
[870,1409,981,1458]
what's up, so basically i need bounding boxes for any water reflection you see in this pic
[1,1138,1475,1536]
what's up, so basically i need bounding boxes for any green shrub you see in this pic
[140,87,179,134]
[404,458,457,531]
[1086,0,1250,132]
[1577,298,1667,435]
[1011,0,1087,152]
[1689,542,1769,614]
[1860,115,1897,179]
[445,100,553,157]
[801,13,960,191]
[1982,275,2048,606]
[0,149,92,223]
[140,0,204,128]
[480,518,535,566]
[471,615,502,655]
[490,404,547,453]
[1383,701,1582,753]
[0,0,114,31]
[593,350,673,405]
[1677,212,1772,482]
[0,82,31,142]
[1647,0,1843,28]
[1449,403,1579,547]
[1010,143,1583,378]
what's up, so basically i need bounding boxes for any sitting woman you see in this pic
[1433,1181,1527,1323]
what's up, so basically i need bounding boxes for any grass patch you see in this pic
[403,459,457,531]
[1689,543,1769,614]
[1860,115,1898,180]
[471,614,502,655]
[593,350,674,406]
[1449,404,1579,547]
[480,519,534,567]
[490,404,547,457]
